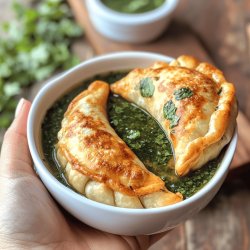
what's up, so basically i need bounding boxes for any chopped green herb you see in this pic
[109,94,172,167]
[174,87,193,100]
[166,159,219,198]
[217,87,222,95]
[0,0,83,129]
[163,100,180,128]
[139,77,155,97]
[127,130,141,140]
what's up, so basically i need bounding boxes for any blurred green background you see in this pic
[0,0,84,132]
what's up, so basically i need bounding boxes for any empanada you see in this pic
[111,55,237,176]
[56,81,182,208]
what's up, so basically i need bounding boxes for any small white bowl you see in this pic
[27,52,237,236]
[85,0,179,43]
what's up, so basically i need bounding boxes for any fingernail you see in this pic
[15,98,25,118]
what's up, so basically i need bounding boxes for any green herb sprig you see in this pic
[0,0,83,128]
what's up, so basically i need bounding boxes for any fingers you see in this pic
[148,231,170,247]
[0,98,35,178]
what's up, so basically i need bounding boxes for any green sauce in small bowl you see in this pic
[100,0,166,14]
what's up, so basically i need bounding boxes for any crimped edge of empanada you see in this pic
[56,147,183,208]
[169,55,237,176]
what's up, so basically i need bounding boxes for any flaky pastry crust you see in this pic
[111,55,237,176]
[56,81,182,208]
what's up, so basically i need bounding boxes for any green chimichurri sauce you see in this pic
[42,72,220,199]
[100,0,165,14]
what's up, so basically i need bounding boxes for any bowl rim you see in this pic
[86,0,179,25]
[27,51,237,215]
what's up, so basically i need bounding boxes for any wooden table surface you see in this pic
[68,1,250,249]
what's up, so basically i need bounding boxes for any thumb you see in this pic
[0,98,35,178]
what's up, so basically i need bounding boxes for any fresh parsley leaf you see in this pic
[0,64,12,78]
[0,111,13,128]
[163,100,180,128]
[139,77,155,97]
[0,0,84,129]
[3,82,21,97]
[174,87,193,100]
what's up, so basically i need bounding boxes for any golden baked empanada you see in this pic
[56,81,182,208]
[111,55,237,176]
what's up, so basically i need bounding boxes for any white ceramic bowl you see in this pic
[85,0,179,43]
[27,52,237,236]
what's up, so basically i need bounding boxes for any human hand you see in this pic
[0,99,166,249]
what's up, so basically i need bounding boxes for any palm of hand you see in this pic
[0,172,149,249]
[0,173,70,248]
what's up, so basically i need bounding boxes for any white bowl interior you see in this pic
[27,51,237,235]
